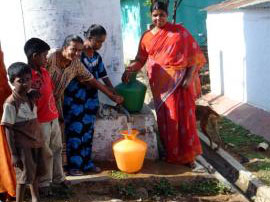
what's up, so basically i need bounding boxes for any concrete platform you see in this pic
[201,93,270,141]
[92,105,159,161]
[66,160,206,184]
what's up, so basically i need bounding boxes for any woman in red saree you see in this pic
[0,45,16,199]
[122,1,206,167]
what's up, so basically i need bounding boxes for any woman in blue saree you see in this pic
[63,25,115,176]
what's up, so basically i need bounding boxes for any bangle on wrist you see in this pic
[128,67,137,72]
[126,67,133,72]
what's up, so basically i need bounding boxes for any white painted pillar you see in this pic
[0,0,124,85]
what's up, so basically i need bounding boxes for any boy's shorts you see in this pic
[15,147,46,184]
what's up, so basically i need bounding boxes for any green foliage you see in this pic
[109,170,129,179]
[247,159,270,171]
[117,183,137,198]
[178,179,231,196]
[245,153,266,160]
[50,184,74,200]
[219,117,270,186]
[144,0,170,6]
[256,171,270,186]
[219,118,265,146]
[246,159,270,185]
[144,0,152,6]
[152,178,176,196]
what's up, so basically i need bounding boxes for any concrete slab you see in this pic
[201,93,270,141]
[92,105,159,161]
[66,160,208,185]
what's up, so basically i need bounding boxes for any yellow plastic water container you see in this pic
[113,129,147,173]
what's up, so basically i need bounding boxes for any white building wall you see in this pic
[207,9,270,111]
[0,0,124,85]
[207,11,246,102]
[243,9,270,111]
[0,1,26,67]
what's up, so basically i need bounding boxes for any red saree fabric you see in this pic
[0,50,12,119]
[137,23,206,164]
[157,85,202,164]
[0,49,16,197]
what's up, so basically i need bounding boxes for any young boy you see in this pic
[1,62,45,202]
[24,38,68,196]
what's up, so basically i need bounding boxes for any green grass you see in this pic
[219,118,265,146]
[178,178,231,196]
[152,178,176,197]
[246,159,270,172]
[256,171,270,186]
[117,183,137,198]
[245,153,266,160]
[246,160,270,185]
[219,117,268,155]
[109,170,130,179]
[115,178,231,199]
[219,117,270,185]
[50,185,74,200]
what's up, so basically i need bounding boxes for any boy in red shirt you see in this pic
[24,38,68,196]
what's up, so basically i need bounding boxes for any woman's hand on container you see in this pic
[112,94,124,104]
[122,60,144,83]
[122,69,132,84]
[109,91,124,104]
[109,87,117,95]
